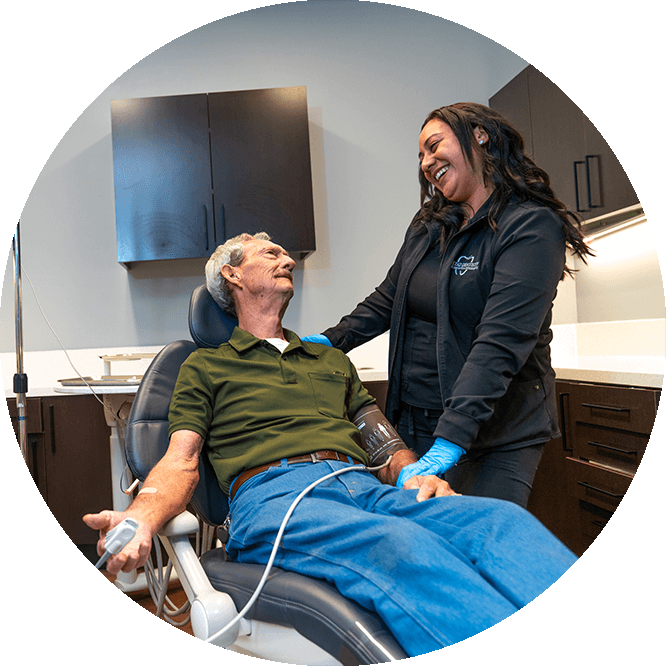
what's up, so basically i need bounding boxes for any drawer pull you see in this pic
[577,481,625,499]
[581,402,630,413]
[49,405,56,454]
[589,441,638,456]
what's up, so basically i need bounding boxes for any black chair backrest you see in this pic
[189,284,238,348]
[125,285,238,526]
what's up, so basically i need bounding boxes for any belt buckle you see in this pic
[310,452,320,463]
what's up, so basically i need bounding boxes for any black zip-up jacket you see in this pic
[323,197,565,453]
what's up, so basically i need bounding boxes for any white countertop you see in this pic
[553,356,664,389]
[3,320,664,398]
[356,357,664,389]
[353,324,665,390]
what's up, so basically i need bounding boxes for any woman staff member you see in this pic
[308,102,591,507]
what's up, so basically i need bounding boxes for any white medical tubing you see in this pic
[204,457,393,645]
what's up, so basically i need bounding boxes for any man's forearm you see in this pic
[125,429,203,535]
[83,429,204,575]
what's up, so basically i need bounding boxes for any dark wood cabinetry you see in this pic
[7,395,113,546]
[528,380,659,555]
[111,94,216,264]
[111,86,315,267]
[9,377,654,557]
[489,66,638,221]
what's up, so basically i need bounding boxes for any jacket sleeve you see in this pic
[322,228,415,353]
[434,205,566,449]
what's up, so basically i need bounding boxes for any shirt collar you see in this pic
[228,326,320,358]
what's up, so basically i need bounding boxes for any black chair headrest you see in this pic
[189,284,238,348]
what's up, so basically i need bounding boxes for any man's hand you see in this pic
[402,474,459,502]
[83,510,154,576]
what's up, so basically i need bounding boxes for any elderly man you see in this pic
[85,232,576,657]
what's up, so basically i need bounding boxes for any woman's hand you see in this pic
[396,438,464,488]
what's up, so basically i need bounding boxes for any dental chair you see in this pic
[123,285,407,665]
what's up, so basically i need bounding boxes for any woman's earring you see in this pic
[479,139,485,145]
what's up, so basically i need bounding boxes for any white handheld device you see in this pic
[95,517,139,569]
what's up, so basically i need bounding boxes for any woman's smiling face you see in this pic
[418,118,490,213]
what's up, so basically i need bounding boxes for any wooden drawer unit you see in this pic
[567,382,658,435]
[567,457,633,512]
[7,396,43,434]
[566,457,633,551]
[6,395,113,546]
[529,380,660,557]
[565,382,657,475]
[572,422,648,474]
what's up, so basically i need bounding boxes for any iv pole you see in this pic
[13,221,28,463]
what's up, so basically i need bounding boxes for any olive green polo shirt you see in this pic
[168,327,374,495]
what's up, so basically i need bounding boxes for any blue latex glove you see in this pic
[397,438,465,488]
[301,334,332,346]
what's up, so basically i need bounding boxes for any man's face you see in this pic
[235,238,296,302]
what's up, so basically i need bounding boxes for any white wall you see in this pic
[19,2,628,364]
[574,219,665,322]
[0,2,526,353]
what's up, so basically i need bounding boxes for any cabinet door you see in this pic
[527,382,578,550]
[582,117,638,217]
[41,396,113,545]
[526,66,589,217]
[111,94,215,264]
[7,397,47,499]
[209,86,316,258]
[489,66,638,220]
[488,67,533,158]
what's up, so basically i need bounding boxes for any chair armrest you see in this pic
[158,510,200,538]
[157,511,247,645]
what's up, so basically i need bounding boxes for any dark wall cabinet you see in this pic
[490,66,639,220]
[528,380,659,556]
[111,86,316,267]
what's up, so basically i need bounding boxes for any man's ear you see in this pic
[221,264,240,286]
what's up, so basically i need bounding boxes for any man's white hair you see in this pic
[205,232,271,316]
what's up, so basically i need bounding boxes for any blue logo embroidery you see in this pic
[452,255,479,276]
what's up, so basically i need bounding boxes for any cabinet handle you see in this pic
[219,204,227,243]
[574,161,586,212]
[585,155,602,209]
[202,204,209,251]
[588,440,638,456]
[581,402,630,413]
[559,392,572,452]
[577,481,624,499]
[574,157,603,213]
[49,404,56,454]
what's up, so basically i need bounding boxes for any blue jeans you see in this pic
[226,460,576,657]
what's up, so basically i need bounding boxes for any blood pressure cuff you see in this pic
[352,404,408,466]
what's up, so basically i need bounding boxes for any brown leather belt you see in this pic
[229,450,363,501]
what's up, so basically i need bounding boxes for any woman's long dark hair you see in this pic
[413,102,592,275]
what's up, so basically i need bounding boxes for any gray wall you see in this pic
[0,2,527,353]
